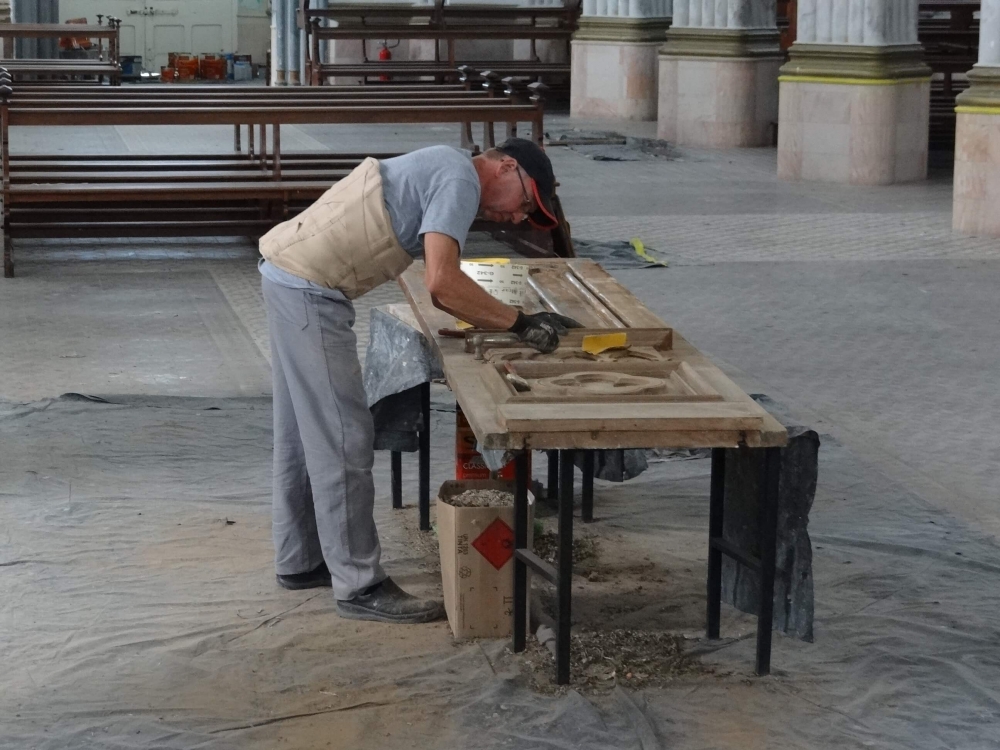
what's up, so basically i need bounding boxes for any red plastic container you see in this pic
[455,405,526,481]
[200,54,227,81]
[175,54,199,81]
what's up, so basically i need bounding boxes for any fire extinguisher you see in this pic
[377,40,398,82]
[378,42,392,82]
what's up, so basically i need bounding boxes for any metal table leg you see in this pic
[418,381,431,531]
[556,449,576,684]
[755,447,781,676]
[546,449,559,502]
[581,451,595,523]
[705,446,782,676]
[512,448,575,685]
[391,450,402,510]
[706,448,726,639]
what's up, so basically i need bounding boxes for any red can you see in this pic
[455,405,526,481]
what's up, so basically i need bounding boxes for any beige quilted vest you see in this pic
[259,157,413,299]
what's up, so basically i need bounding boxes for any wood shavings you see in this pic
[445,489,514,508]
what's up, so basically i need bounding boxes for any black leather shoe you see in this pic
[337,577,443,624]
[276,561,332,590]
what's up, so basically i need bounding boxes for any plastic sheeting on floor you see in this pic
[3,394,1000,750]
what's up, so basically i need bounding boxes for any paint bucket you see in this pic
[199,54,227,81]
[175,54,199,81]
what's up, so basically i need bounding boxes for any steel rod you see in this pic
[514,548,556,584]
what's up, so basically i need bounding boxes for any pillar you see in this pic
[271,0,287,85]
[286,0,301,86]
[953,0,1000,235]
[657,0,783,147]
[570,0,672,121]
[777,0,930,185]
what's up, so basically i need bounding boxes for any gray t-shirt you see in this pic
[379,145,481,256]
[260,145,480,291]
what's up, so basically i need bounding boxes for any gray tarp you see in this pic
[363,305,444,452]
[4,394,1000,749]
[363,305,443,409]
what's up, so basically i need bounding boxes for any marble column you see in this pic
[953,0,1000,235]
[657,0,783,147]
[777,0,930,185]
[570,0,672,120]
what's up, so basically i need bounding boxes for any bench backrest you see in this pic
[300,0,580,30]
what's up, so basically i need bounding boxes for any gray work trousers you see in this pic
[262,276,385,600]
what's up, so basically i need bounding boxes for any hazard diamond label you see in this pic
[471,518,515,570]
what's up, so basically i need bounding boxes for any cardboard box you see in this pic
[437,479,533,639]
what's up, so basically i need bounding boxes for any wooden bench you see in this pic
[300,0,578,86]
[6,72,547,152]
[0,21,121,85]
[0,77,572,277]
[310,60,572,85]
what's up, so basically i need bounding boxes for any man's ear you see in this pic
[498,156,518,175]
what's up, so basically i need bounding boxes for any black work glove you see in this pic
[508,311,581,354]
[526,311,584,334]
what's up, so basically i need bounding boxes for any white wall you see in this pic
[238,0,269,64]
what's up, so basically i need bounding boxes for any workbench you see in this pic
[398,259,788,685]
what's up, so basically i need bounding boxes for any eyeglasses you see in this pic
[515,168,534,215]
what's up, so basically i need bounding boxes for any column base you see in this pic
[657,28,782,148]
[777,44,931,185]
[570,18,670,121]
[954,66,1000,236]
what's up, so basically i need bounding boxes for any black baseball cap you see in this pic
[496,137,559,230]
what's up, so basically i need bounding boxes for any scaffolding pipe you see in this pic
[299,1,308,86]
[316,0,329,64]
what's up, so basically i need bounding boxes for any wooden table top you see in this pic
[398,259,787,451]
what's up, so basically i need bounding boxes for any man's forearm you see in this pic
[423,232,519,330]
[430,269,519,330]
